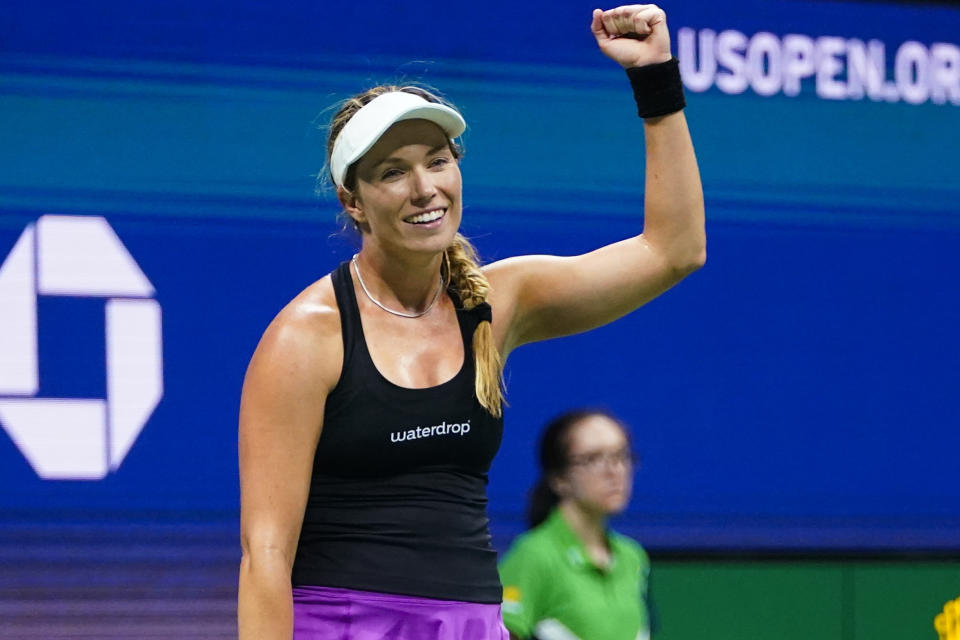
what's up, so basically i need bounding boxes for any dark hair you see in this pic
[526,409,631,528]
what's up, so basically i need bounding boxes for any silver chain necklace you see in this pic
[352,254,444,319]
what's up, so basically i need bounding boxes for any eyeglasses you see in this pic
[567,448,638,473]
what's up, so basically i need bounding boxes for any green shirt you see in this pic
[498,509,652,640]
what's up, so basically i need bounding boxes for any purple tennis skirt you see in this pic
[292,585,510,640]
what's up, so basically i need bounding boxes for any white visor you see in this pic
[330,91,466,187]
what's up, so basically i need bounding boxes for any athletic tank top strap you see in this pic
[330,261,360,385]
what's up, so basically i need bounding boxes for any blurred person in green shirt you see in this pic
[499,410,655,640]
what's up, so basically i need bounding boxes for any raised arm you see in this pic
[485,5,705,354]
[237,283,342,639]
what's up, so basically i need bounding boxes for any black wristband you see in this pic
[626,57,686,119]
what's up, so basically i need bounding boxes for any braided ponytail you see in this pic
[443,233,505,418]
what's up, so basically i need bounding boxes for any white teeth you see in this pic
[406,208,445,224]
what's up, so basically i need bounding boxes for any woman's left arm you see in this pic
[485,5,705,354]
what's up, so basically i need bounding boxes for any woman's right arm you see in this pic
[238,287,342,639]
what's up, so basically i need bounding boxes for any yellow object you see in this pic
[935,597,960,640]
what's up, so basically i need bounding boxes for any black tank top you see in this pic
[291,261,505,603]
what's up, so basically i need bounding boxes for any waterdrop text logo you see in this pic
[0,215,163,480]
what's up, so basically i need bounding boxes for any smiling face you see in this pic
[341,119,462,258]
[552,414,634,518]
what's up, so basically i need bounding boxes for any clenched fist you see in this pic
[591,5,672,69]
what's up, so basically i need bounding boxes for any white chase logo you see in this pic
[390,420,471,443]
[0,215,163,480]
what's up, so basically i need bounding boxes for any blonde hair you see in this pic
[324,85,505,417]
[442,234,506,418]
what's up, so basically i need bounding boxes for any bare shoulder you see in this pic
[482,254,550,287]
[246,274,343,395]
[238,275,341,567]
[481,256,541,356]
[481,256,529,314]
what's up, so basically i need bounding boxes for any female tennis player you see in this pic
[238,5,704,638]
